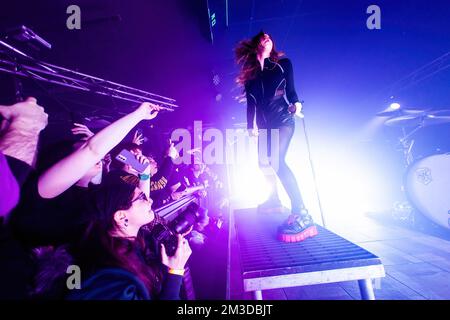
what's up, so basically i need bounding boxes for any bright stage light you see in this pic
[226,126,393,227]
[226,137,271,208]
[390,102,401,110]
[284,138,390,225]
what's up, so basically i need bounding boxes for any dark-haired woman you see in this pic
[235,32,317,242]
[66,178,192,300]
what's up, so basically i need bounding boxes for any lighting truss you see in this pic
[0,39,178,111]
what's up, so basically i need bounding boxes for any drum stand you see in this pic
[398,125,423,166]
[391,125,423,227]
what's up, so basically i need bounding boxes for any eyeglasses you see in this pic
[132,192,149,203]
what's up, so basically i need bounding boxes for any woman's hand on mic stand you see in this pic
[289,102,304,118]
[247,128,259,137]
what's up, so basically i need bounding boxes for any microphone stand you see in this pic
[297,101,327,228]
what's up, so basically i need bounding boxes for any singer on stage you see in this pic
[235,31,317,242]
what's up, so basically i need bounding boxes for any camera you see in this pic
[149,202,204,256]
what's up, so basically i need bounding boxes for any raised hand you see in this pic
[132,130,144,145]
[171,191,184,201]
[166,142,179,160]
[130,150,150,174]
[0,97,48,133]
[135,102,162,121]
[103,153,112,173]
[71,123,94,140]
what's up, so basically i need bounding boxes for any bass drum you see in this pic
[405,153,450,230]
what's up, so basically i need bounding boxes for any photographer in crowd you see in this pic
[0,100,162,299]
[66,177,191,300]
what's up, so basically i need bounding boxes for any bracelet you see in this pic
[168,268,185,276]
[138,173,150,181]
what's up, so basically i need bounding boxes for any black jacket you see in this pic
[245,57,300,129]
[66,268,183,300]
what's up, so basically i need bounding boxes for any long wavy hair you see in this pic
[75,181,162,297]
[235,31,284,86]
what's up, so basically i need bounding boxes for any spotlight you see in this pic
[390,103,401,110]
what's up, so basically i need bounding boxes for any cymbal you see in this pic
[429,110,450,117]
[376,108,427,117]
[385,112,450,127]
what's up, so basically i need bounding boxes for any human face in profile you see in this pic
[259,33,273,54]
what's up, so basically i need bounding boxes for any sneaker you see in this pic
[257,198,286,214]
[277,211,318,242]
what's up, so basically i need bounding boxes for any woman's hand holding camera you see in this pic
[161,234,192,272]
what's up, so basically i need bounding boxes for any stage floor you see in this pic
[228,209,450,300]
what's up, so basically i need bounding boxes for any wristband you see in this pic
[138,173,150,181]
[168,268,185,276]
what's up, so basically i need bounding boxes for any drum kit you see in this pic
[378,107,450,231]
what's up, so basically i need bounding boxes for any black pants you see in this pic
[257,125,304,213]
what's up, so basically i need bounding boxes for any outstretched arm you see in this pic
[38,102,160,199]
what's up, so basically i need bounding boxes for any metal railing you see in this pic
[0,39,179,111]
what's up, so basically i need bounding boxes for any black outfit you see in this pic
[0,158,44,299]
[1,161,178,299]
[245,57,304,213]
[0,222,34,299]
[65,267,183,300]
[149,156,175,208]
[12,183,95,247]
[0,171,97,299]
[245,58,298,130]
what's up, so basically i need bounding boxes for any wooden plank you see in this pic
[414,235,450,254]
[329,216,429,243]
[385,263,450,299]
[357,241,423,266]
[338,275,427,300]
[428,259,450,273]
[283,283,354,300]
[260,289,288,300]
[327,225,374,243]
[382,238,450,262]
[354,217,425,241]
